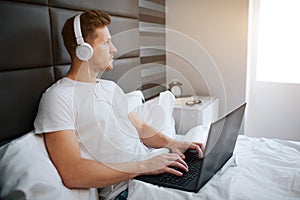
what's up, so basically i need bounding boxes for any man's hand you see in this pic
[139,153,189,176]
[166,140,205,159]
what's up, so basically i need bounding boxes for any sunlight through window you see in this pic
[256,0,300,84]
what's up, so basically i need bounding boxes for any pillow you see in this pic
[131,91,176,139]
[175,125,210,144]
[126,90,145,113]
[0,132,97,200]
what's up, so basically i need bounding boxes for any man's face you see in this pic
[88,26,117,71]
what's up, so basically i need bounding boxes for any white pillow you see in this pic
[0,132,97,200]
[126,90,145,113]
[131,91,176,139]
[175,125,210,144]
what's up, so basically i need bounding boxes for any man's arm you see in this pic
[128,112,171,147]
[128,112,204,158]
[44,130,188,189]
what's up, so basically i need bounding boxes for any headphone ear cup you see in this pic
[76,42,93,61]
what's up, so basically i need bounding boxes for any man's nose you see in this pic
[111,43,117,54]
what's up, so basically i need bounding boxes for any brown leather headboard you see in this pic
[0,0,145,145]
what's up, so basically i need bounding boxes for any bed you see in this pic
[1,0,300,200]
[1,100,300,200]
[128,130,300,200]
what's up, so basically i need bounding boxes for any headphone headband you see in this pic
[73,13,93,61]
[74,14,84,45]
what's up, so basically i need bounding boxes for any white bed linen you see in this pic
[0,132,98,200]
[128,134,300,200]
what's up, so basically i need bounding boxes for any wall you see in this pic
[245,0,300,141]
[166,0,249,117]
[138,0,167,100]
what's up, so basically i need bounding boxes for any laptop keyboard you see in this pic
[159,150,203,186]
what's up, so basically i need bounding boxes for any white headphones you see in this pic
[73,14,93,61]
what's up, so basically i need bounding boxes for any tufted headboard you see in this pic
[0,0,162,146]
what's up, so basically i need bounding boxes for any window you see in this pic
[256,0,300,84]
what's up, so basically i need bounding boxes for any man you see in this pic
[34,10,203,199]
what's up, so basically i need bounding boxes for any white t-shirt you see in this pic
[34,77,151,199]
[35,77,150,161]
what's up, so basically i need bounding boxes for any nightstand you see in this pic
[172,96,219,135]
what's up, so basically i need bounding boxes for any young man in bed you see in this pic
[34,10,204,200]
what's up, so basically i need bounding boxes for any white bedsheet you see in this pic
[128,135,300,200]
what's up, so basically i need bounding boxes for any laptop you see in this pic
[135,103,246,192]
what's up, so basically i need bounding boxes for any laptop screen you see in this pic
[197,103,246,188]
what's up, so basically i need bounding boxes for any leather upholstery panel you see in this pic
[0,0,142,144]
[102,57,141,93]
[50,8,79,65]
[110,17,140,59]
[0,1,52,70]
[49,0,138,18]
[8,0,48,5]
[54,64,70,80]
[50,8,140,65]
[0,67,55,142]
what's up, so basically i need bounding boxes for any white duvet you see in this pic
[128,135,300,200]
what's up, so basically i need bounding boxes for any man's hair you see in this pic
[62,10,111,59]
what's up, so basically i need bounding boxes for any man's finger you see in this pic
[189,143,204,158]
